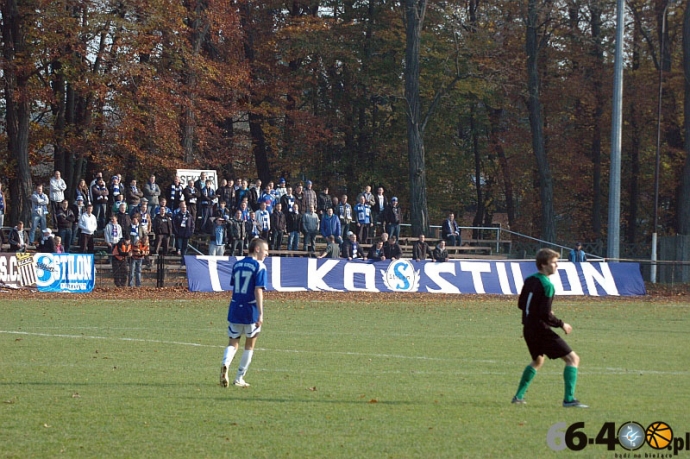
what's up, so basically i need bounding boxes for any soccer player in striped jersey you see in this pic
[220,238,269,388]
[512,248,588,408]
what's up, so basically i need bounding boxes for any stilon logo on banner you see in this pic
[0,253,95,293]
[382,260,420,292]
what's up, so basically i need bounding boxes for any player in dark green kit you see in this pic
[512,248,588,408]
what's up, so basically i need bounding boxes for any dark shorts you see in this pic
[524,328,572,361]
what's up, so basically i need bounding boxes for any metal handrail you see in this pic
[400,223,604,259]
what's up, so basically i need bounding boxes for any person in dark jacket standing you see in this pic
[115,203,132,240]
[55,199,76,253]
[228,210,247,256]
[91,177,109,230]
[286,203,302,251]
[270,202,287,250]
[112,238,132,288]
[383,197,402,241]
[317,186,332,216]
[412,234,433,261]
[127,179,144,208]
[182,180,200,227]
[173,202,195,264]
[167,176,185,211]
[152,205,174,255]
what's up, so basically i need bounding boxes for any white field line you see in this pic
[1,330,217,348]
[0,330,469,362]
[2,330,689,375]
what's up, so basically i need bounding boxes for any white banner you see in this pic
[176,169,219,188]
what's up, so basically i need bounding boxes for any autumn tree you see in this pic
[2,0,249,211]
[4,0,690,258]
[1,0,37,224]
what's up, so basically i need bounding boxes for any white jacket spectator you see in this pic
[49,171,67,202]
[78,208,98,235]
[104,219,124,247]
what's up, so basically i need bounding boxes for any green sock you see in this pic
[515,365,537,399]
[563,365,578,402]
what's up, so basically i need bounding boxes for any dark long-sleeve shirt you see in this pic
[518,273,564,335]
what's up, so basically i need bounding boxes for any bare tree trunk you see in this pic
[489,108,516,230]
[628,106,641,242]
[52,72,92,200]
[181,0,209,164]
[182,105,196,164]
[241,1,271,182]
[2,0,34,225]
[404,0,430,237]
[357,0,375,168]
[526,0,555,242]
[678,0,690,234]
[589,1,604,238]
[249,112,272,183]
[471,106,484,237]
[625,5,643,242]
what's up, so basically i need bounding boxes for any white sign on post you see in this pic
[176,169,219,188]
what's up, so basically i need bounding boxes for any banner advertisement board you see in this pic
[0,253,95,293]
[176,169,219,188]
[185,256,646,296]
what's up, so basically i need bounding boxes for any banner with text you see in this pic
[0,253,95,293]
[185,257,646,296]
[176,169,219,188]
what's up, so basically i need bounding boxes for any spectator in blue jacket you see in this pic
[319,207,342,244]
[568,242,587,262]
[353,195,372,244]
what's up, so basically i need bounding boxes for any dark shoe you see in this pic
[563,399,589,408]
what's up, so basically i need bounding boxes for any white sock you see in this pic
[236,350,254,380]
[222,346,237,368]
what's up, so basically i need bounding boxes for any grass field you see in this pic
[1,293,688,458]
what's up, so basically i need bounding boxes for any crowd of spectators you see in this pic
[0,170,461,265]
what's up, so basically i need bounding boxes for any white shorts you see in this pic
[227,322,261,339]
